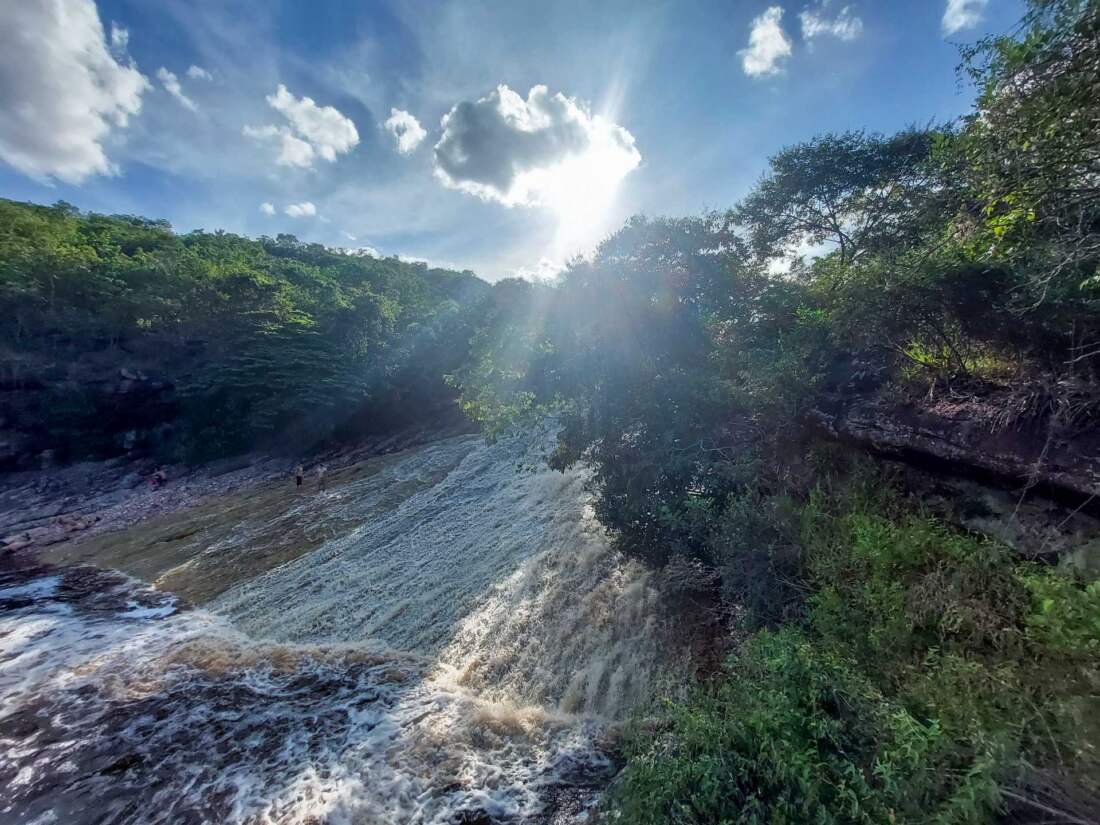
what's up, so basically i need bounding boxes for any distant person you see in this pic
[316,464,327,493]
[295,463,304,491]
[148,467,167,489]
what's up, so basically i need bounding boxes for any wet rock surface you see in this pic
[0,417,475,560]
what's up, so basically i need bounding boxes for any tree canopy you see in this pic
[0,199,489,462]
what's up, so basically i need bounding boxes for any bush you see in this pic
[616,628,1006,825]
[710,492,803,629]
[614,475,1100,824]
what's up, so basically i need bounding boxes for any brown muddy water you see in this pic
[0,430,690,824]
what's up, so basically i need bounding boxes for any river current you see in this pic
[0,431,688,824]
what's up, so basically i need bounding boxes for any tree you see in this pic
[734,130,940,267]
[953,0,1100,308]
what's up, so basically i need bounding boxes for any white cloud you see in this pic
[268,85,358,161]
[942,0,988,34]
[186,65,213,81]
[740,7,793,77]
[515,257,563,281]
[284,201,317,218]
[109,22,129,53]
[433,84,640,208]
[384,108,427,154]
[245,84,358,168]
[242,124,278,140]
[278,134,316,167]
[259,202,275,215]
[800,5,863,41]
[156,67,197,111]
[0,0,149,183]
[242,124,309,167]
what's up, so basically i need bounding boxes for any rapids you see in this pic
[0,430,689,824]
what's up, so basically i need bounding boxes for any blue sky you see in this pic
[0,0,1024,281]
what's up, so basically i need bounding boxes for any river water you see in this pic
[0,431,688,824]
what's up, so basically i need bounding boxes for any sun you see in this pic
[515,113,641,264]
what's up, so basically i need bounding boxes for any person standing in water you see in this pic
[294,463,304,491]
[316,463,327,493]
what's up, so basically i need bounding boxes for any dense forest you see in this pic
[3,0,1098,821]
[0,202,488,465]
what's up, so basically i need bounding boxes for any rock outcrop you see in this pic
[810,387,1100,571]
[0,338,181,471]
[811,390,1100,502]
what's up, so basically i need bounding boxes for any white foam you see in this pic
[0,429,688,823]
[0,575,61,601]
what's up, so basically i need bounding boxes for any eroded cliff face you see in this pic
[813,390,1100,499]
[810,384,1100,572]
[1,337,182,471]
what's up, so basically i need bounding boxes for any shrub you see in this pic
[614,475,1100,824]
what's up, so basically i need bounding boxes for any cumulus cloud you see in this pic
[109,22,129,53]
[800,5,863,41]
[0,0,149,184]
[259,202,275,215]
[268,85,358,160]
[186,65,213,81]
[740,7,793,77]
[284,201,317,218]
[942,0,988,34]
[244,84,358,168]
[156,67,197,111]
[433,84,640,208]
[242,124,312,167]
[384,108,427,154]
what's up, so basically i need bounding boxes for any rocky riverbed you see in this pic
[0,419,474,562]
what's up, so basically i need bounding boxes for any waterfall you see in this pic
[0,429,689,823]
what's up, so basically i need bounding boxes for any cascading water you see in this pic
[0,430,689,824]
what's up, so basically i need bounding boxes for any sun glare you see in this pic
[513,111,641,266]
[548,131,638,255]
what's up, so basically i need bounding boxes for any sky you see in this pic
[0,0,1025,281]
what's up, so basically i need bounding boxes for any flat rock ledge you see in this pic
[810,392,1100,504]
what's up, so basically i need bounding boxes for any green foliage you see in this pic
[618,629,904,825]
[1020,567,1100,657]
[618,626,1012,825]
[441,3,1100,821]
[446,277,547,436]
[955,0,1100,292]
[709,492,803,628]
[734,129,942,267]
[0,199,489,462]
[615,478,1100,824]
[941,0,1100,358]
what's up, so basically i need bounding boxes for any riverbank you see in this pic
[0,416,476,562]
